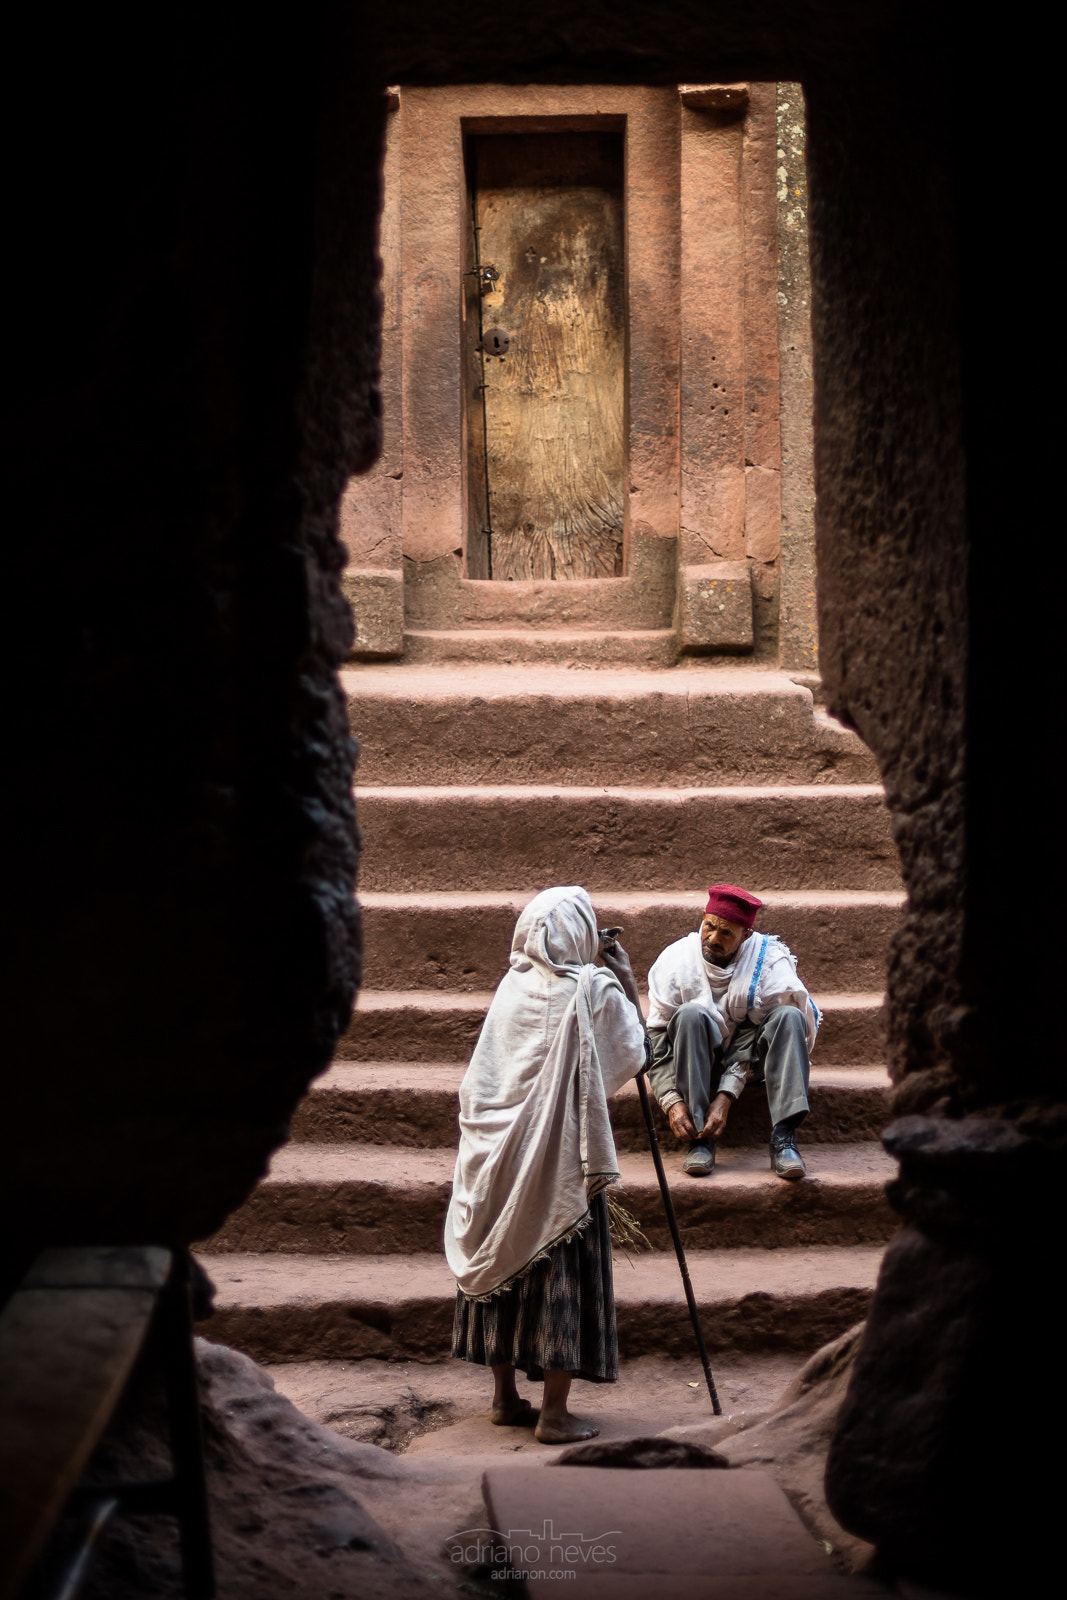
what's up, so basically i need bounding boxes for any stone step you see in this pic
[358,889,903,993]
[344,664,881,787]
[403,628,680,667]
[339,990,884,1065]
[194,1244,886,1364]
[200,1140,897,1256]
[356,785,899,893]
[291,1063,892,1150]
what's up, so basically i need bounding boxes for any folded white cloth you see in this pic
[444,886,647,1300]
[646,929,820,1050]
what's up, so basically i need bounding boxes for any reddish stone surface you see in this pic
[680,94,746,566]
[776,83,817,674]
[402,627,680,665]
[356,889,901,992]
[395,85,681,584]
[198,633,900,1445]
[11,6,1052,1591]
[343,78,799,665]
[339,569,404,657]
[80,1341,434,1600]
[403,523,677,632]
[288,1063,890,1151]
[203,1140,895,1257]
[678,83,751,112]
[196,1247,883,1365]
[274,1348,809,1452]
[667,1322,876,1577]
[482,1463,858,1595]
[339,990,883,1065]
[337,87,403,642]
[355,788,897,892]
[345,664,880,786]
[677,561,754,652]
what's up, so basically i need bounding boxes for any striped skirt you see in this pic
[451,1191,618,1384]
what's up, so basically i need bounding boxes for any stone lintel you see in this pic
[677,561,753,653]
[679,83,750,113]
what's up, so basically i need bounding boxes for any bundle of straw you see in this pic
[606,1190,653,1256]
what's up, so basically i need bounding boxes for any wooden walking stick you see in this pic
[600,928,722,1416]
[635,1069,722,1415]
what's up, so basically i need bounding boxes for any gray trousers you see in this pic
[648,1002,810,1134]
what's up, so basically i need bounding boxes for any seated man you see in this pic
[646,884,819,1180]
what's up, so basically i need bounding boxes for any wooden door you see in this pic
[465,132,625,581]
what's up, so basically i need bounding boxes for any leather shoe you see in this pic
[683,1139,716,1176]
[769,1130,806,1180]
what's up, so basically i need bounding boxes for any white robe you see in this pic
[444,887,647,1300]
[646,929,820,1051]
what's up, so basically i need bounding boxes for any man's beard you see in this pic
[703,942,735,966]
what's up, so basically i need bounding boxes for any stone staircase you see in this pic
[196,662,903,1371]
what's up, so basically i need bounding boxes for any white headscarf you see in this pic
[444,886,647,1300]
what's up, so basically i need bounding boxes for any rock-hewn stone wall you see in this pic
[6,5,1057,1590]
[4,11,373,1276]
[806,61,969,1113]
[775,83,816,673]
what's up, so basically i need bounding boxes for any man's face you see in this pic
[700,914,750,966]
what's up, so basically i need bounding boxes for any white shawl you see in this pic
[646,929,820,1050]
[444,886,647,1300]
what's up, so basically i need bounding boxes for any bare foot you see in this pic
[491,1397,540,1427]
[534,1417,599,1444]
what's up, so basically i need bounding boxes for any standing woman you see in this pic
[445,885,648,1444]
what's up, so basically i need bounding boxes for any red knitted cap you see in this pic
[704,885,763,929]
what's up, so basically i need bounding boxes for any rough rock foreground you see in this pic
[79,1328,876,1598]
[82,1340,437,1600]
[665,1321,875,1575]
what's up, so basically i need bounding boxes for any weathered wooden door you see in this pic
[465,132,625,581]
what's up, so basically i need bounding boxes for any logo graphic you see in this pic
[449,1519,621,1581]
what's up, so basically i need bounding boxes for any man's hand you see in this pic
[668,1101,699,1141]
[701,1093,732,1140]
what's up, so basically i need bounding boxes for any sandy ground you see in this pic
[261,1344,886,1589]
[265,1350,806,1457]
[260,1349,812,1589]
[80,1336,877,1596]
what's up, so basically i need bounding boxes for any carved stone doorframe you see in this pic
[340,81,803,664]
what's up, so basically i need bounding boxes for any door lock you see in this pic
[483,328,510,358]
[464,264,499,293]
